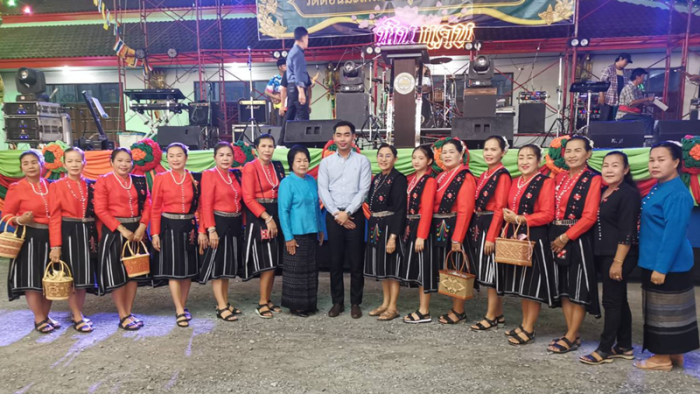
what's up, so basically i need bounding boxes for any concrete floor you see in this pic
[0,261,699,394]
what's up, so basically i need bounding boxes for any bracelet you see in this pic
[207,227,216,233]
[50,247,61,250]
[265,216,273,224]
[558,235,566,243]
[613,259,624,264]
[15,216,24,226]
[152,234,160,238]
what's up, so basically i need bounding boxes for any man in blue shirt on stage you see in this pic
[281,26,311,145]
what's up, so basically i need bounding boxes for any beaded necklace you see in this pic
[216,167,239,212]
[112,172,135,217]
[511,174,536,211]
[170,170,188,213]
[555,170,584,219]
[66,177,87,218]
[437,166,460,193]
[258,160,279,198]
[475,164,504,198]
[29,179,50,219]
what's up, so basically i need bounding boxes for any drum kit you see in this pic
[422,56,460,129]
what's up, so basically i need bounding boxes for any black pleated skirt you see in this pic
[7,226,50,301]
[198,214,243,283]
[241,202,283,280]
[96,221,153,295]
[551,226,600,317]
[153,217,199,280]
[398,216,438,293]
[282,234,319,312]
[60,220,98,294]
[469,214,503,290]
[499,234,558,307]
[642,268,700,355]
[364,215,400,280]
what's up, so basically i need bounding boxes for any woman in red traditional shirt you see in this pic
[5,150,58,334]
[434,139,477,325]
[499,145,556,345]
[48,148,99,333]
[151,143,205,328]
[94,148,151,331]
[400,145,437,324]
[469,136,512,332]
[548,136,602,354]
[198,142,244,322]
[242,134,286,319]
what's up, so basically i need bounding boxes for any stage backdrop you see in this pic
[257,0,576,39]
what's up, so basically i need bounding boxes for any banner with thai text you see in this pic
[257,0,575,39]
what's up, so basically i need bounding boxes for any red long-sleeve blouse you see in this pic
[48,177,100,247]
[554,169,602,240]
[407,174,436,240]
[150,170,196,235]
[200,167,243,230]
[475,172,511,243]
[242,159,280,218]
[508,176,555,227]
[433,165,476,243]
[94,173,151,232]
[3,178,51,225]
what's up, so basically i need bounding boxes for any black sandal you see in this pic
[129,314,145,327]
[548,337,579,354]
[508,328,535,346]
[580,350,612,365]
[404,310,432,324]
[118,315,140,331]
[176,313,190,328]
[471,315,504,332]
[71,318,94,333]
[505,325,524,337]
[183,308,192,321]
[227,303,243,315]
[267,300,282,313]
[439,309,467,325]
[34,318,55,334]
[216,307,238,322]
[610,346,634,360]
[549,335,580,347]
[256,304,273,319]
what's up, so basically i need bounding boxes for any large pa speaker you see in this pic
[237,99,268,124]
[463,87,497,118]
[255,126,283,144]
[336,93,369,132]
[655,120,700,143]
[588,121,648,148]
[157,125,203,150]
[517,103,546,134]
[189,102,211,126]
[284,120,337,148]
[451,114,514,149]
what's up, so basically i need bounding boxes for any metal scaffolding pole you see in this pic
[679,0,694,118]
[662,0,675,120]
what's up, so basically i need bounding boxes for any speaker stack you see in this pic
[588,121,649,148]
[452,87,513,148]
[335,93,369,132]
[284,120,337,148]
[655,120,700,143]
[157,125,204,150]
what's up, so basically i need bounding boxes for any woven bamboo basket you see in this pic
[438,249,476,301]
[495,223,535,267]
[0,214,26,259]
[121,241,150,278]
[42,260,74,301]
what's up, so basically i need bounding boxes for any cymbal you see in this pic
[430,57,452,65]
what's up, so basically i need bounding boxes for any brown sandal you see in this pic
[369,306,388,317]
[378,310,400,321]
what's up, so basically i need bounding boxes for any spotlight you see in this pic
[15,67,47,100]
[23,5,32,14]
[340,61,364,92]
[474,41,483,51]
[465,42,473,51]
[375,47,381,54]
[8,0,17,6]
[366,46,374,55]
[281,50,288,57]
[580,38,590,47]
[468,55,493,87]
[273,51,281,59]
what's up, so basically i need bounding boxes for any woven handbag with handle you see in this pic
[0,214,26,259]
[121,241,151,278]
[495,223,535,267]
[438,249,476,300]
[43,260,74,301]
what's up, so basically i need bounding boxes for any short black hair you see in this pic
[567,135,593,152]
[604,151,637,188]
[110,147,132,162]
[377,143,397,157]
[276,58,286,68]
[166,142,189,157]
[413,144,435,164]
[630,68,647,81]
[518,144,542,161]
[443,138,464,153]
[213,142,233,157]
[294,27,308,41]
[334,120,355,135]
[651,141,683,173]
[254,133,276,148]
[64,147,86,161]
[484,135,508,151]
[19,149,44,165]
[287,145,311,172]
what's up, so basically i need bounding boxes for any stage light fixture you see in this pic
[340,61,364,92]
[366,47,374,55]
[474,41,483,51]
[273,51,281,59]
[465,42,473,51]
[281,50,288,57]
[569,38,580,47]
[580,38,590,47]
[8,0,17,7]
[468,55,494,87]
[23,5,32,14]
[375,47,381,54]
[15,67,47,100]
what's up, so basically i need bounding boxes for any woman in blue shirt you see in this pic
[278,145,325,317]
[635,141,698,371]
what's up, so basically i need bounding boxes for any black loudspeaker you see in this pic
[588,121,648,148]
[189,102,211,126]
[655,120,700,143]
[237,99,268,124]
[463,87,497,118]
[451,114,514,149]
[336,93,369,132]
[255,126,283,145]
[518,103,546,134]
[284,120,337,148]
[157,126,203,150]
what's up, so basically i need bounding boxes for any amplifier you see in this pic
[589,121,649,148]
[4,116,63,142]
[517,102,546,134]
[157,125,203,150]
[285,120,337,148]
[451,114,514,149]
[518,91,548,102]
[189,102,211,126]
[655,120,700,143]
[3,101,62,117]
[238,99,268,124]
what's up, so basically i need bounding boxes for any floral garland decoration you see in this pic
[545,135,571,174]
[231,140,257,169]
[322,139,361,158]
[42,141,69,173]
[431,137,469,173]
[130,138,162,172]
[681,135,700,175]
